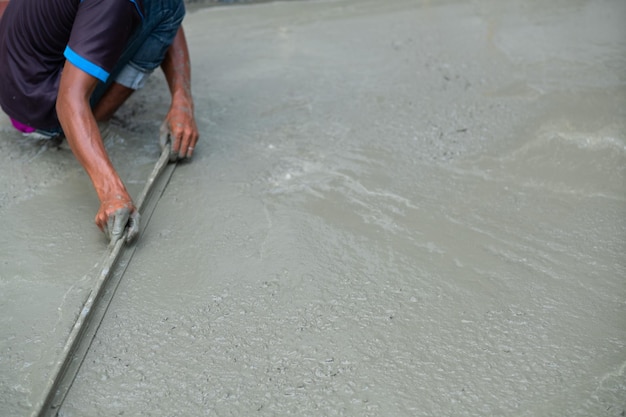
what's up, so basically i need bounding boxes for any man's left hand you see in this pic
[162,100,199,161]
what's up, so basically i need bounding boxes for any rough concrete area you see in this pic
[1,0,625,416]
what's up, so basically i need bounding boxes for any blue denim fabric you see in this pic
[91,0,186,106]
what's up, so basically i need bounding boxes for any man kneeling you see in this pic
[0,0,199,245]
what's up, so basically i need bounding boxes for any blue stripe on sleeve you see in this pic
[63,46,110,82]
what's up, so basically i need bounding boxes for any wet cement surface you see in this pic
[1,0,625,415]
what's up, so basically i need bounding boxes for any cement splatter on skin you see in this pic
[1,0,625,416]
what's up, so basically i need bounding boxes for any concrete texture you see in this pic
[1,0,625,416]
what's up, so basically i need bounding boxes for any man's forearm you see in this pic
[159,25,198,160]
[161,26,193,109]
[57,61,129,204]
[59,98,125,201]
[57,60,139,243]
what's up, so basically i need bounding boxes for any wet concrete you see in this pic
[1,0,625,415]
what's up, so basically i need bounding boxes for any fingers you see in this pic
[125,210,141,243]
[169,125,198,160]
[96,196,140,246]
[163,108,199,161]
[108,207,128,243]
[106,207,137,247]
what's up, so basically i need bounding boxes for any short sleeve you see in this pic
[64,0,143,82]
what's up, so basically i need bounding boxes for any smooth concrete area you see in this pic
[1,0,625,416]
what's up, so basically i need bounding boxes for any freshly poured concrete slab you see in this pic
[0,86,173,415]
[62,0,626,415]
[2,0,625,415]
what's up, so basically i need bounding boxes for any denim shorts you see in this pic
[90,0,186,105]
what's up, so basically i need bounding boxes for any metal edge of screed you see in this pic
[32,144,176,417]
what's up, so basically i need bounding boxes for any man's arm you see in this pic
[56,60,139,245]
[160,26,199,160]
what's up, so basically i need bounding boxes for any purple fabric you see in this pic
[0,0,142,130]
[10,117,35,133]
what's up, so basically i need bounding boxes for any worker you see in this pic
[0,0,199,245]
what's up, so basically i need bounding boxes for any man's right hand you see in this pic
[96,195,140,246]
